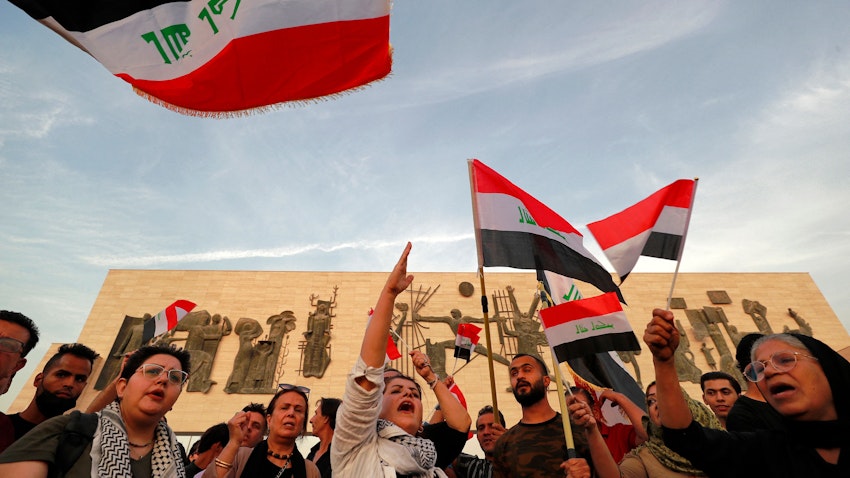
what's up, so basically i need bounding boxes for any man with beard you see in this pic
[491,354,591,478]
[0,342,98,452]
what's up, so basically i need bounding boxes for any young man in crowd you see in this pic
[452,405,507,478]
[699,371,741,429]
[0,311,40,451]
[491,353,591,478]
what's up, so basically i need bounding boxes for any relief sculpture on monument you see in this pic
[95,314,149,390]
[300,288,337,378]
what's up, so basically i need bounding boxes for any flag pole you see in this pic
[469,159,500,418]
[538,283,576,457]
[665,177,699,310]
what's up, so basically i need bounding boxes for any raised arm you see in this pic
[411,352,471,433]
[357,242,414,390]
[643,308,692,429]
[598,389,648,443]
[567,396,621,478]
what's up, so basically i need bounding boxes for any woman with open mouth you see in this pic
[331,242,470,477]
[645,308,850,477]
[206,383,320,478]
[0,343,191,477]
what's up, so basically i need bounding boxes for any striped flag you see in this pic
[587,179,696,282]
[539,292,640,362]
[469,159,622,301]
[453,323,481,362]
[142,299,196,343]
[9,0,392,115]
[537,272,646,413]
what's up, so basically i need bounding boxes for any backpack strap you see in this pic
[52,410,98,478]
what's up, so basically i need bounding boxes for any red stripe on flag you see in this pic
[539,292,623,328]
[386,335,402,361]
[471,159,581,235]
[118,15,390,113]
[587,179,694,250]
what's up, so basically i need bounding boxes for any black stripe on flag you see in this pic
[480,229,623,302]
[9,0,191,32]
[141,316,157,344]
[641,231,682,261]
[550,332,641,362]
[567,352,648,413]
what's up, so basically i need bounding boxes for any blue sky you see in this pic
[2,1,849,409]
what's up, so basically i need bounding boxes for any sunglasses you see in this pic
[137,363,189,386]
[743,351,818,382]
[0,337,24,355]
[278,383,310,401]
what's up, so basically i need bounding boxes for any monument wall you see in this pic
[7,269,846,435]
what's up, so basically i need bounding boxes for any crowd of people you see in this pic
[1,243,849,477]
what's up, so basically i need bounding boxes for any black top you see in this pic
[306,442,331,478]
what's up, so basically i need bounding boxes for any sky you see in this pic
[2,1,849,409]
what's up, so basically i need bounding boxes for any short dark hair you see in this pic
[318,397,342,430]
[196,423,229,453]
[242,402,266,415]
[735,333,764,372]
[120,344,191,381]
[0,310,40,357]
[511,353,549,377]
[476,405,506,427]
[700,371,741,395]
[43,343,99,373]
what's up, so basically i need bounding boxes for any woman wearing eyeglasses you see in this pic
[332,243,461,478]
[206,384,319,478]
[645,308,850,477]
[0,343,190,477]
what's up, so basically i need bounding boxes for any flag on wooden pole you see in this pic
[587,179,696,283]
[469,159,622,301]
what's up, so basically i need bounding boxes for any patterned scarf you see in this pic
[637,391,721,475]
[376,419,446,478]
[90,401,186,478]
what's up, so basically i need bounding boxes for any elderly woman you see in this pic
[307,397,342,478]
[0,344,190,477]
[206,385,319,478]
[569,381,721,477]
[331,243,471,477]
[644,308,850,477]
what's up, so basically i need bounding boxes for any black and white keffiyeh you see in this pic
[90,401,186,478]
[376,419,446,478]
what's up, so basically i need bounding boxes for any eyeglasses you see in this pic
[137,363,189,385]
[278,383,310,401]
[0,337,24,355]
[743,351,818,382]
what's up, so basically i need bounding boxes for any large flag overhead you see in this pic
[141,299,196,343]
[587,179,696,282]
[539,292,640,362]
[469,159,622,301]
[9,0,392,116]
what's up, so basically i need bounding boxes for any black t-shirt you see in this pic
[8,413,37,440]
[420,421,472,469]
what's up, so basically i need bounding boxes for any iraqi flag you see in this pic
[453,323,481,361]
[141,299,196,343]
[539,292,640,362]
[587,179,696,283]
[468,159,622,302]
[9,0,392,115]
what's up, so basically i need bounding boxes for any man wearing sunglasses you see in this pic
[0,310,40,452]
[0,343,98,453]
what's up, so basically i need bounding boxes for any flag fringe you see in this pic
[131,52,394,118]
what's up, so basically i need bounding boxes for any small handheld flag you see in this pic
[453,323,481,362]
[141,299,196,344]
[539,292,640,362]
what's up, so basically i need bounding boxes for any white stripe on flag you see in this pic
[653,205,689,235]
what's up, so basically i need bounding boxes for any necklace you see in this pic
[273,454,293,478]
[128,441,153,448]
[267,449,290,460]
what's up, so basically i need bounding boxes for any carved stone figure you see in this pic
[302,297,334,378]
[784,308,813,336]
[95,315,148,390]
[416,309,509,366]
[673,320,702,383]
[742,299,774,335]
[183,311,232,392]
[700,342,717,371]
[225,318,264,393]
